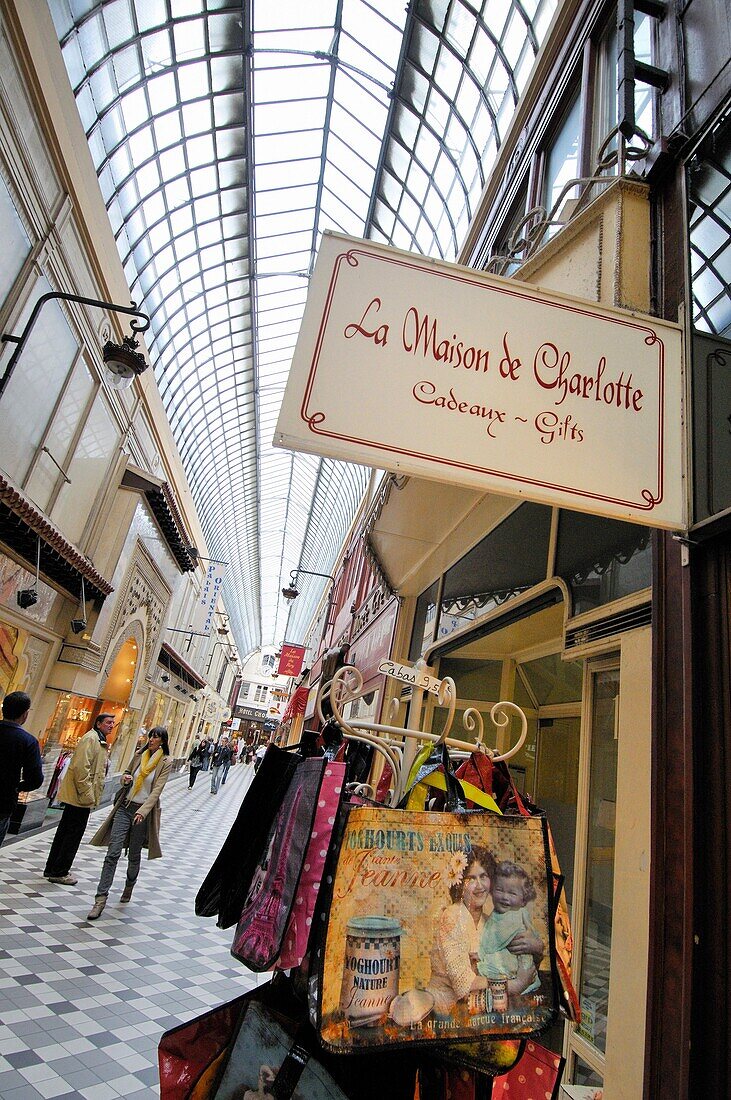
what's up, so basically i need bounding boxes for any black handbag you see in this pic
[195,745,299,927]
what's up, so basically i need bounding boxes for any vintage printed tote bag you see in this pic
[314,801,558,1053]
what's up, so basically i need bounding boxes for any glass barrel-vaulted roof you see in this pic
[49,0,556,656]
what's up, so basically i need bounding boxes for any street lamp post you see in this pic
[1,291,150,400]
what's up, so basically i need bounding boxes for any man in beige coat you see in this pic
[87,726,172,919]
[43,713,114,885]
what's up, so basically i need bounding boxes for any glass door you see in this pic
[565,661,619,1090]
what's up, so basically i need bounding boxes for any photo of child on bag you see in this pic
[477,860,542,998]
[317,807,558,1051]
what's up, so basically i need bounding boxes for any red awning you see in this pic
[282,684,309,722]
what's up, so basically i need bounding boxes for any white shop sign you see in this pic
[275,233,685,528]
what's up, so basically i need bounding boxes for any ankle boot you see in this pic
[120,883,134,903]
[87,895,107,920]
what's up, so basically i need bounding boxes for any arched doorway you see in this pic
[100,636,140,769]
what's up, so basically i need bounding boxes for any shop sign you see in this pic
[190,559,227,635]
[233,704,266,721]
[378,659,442,696]
[275,233,685,528]
[277,642,306,677]
[348,597,399,685]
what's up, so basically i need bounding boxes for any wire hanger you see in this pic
[315,663,528,803]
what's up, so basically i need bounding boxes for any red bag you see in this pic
[491,1040,565,1098]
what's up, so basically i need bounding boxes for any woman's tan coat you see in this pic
[90,749,172,859]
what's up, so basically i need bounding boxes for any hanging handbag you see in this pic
[195,744,300,927]
[158,976,349,1100]
[231,756,344,972]
[159,974,420,1100]
[311,746,559,1053]
[276,760,347,970]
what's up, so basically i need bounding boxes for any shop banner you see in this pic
[277,643,306,678]
[190,559,227,635]
[275,233,685,529]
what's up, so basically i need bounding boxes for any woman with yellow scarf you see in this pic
[87,727,172,920]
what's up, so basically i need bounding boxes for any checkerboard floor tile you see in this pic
[0,764,264,1097]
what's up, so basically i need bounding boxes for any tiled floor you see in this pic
[0,763,261,1099]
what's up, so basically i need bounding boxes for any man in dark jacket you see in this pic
[0,691,43,847]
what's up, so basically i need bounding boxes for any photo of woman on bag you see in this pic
[427,847,543,1015]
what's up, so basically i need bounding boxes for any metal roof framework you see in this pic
[50,0,556,655]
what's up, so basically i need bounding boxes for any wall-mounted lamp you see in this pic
[17,535,40,610]
[281,568,335,603]
[1,291,151,401]
[70,577,87,634]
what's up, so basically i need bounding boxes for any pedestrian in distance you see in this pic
[0,691,43,848]
[43,713,114,885]
[87,725,172,919]
[187,737,205,789]
[253,739,268,773]
[209,735,233,794]
[220,734,234,785]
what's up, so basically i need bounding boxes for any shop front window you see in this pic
[556,511,651,616]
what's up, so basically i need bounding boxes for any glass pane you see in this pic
[409,579,440,660]
[535,716,580,906]
[0,276,79,484]
[572,1054,604,1089]
[543,92,581,227]
[0,177,31,306]
[520,652,583,706]
[438,656,503,701]
[577,668,618,1056]
[556,512,651,616]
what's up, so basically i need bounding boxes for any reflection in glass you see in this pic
[573,1054,604,1088]
[577,668,618,1057]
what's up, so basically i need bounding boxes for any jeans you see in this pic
[44,804,91,876]
[95,802,147,897]
[0,813,11,847]
[221,762,231,785]
[210,764,224,793]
